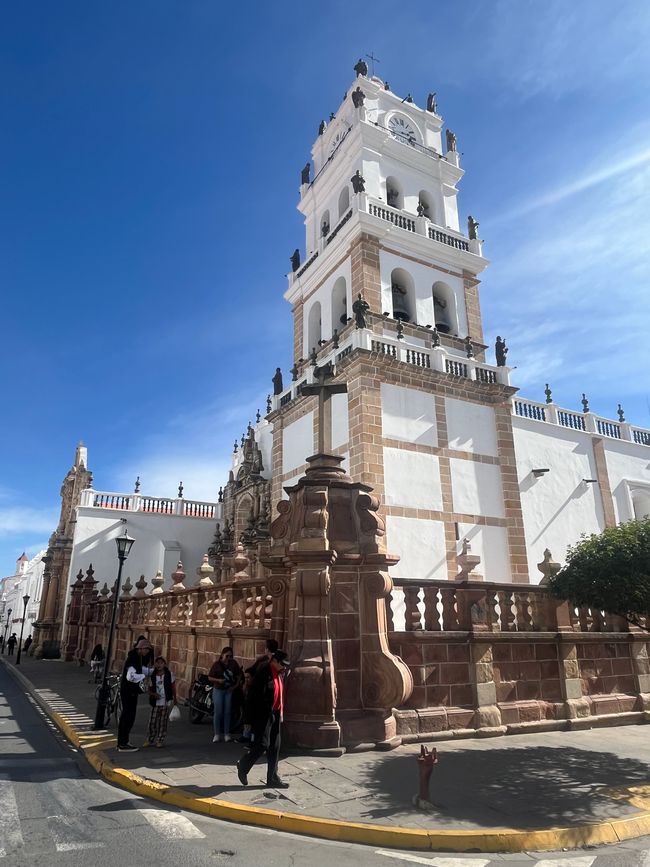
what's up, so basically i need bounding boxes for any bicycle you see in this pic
[94,673,122,727]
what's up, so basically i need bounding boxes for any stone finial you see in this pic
[256,408,261,423]
[309,347,318,366]
[544,383,553,404]
[464,336,474,359]
[581,393,590,413]
[134,476,141,493]
[170,561,186,592]
[266,394,272,413]
[72,569,84,590]
[290,363,299,381]
[83,564,97,588]
[456,539,482,581]
[120,576,133,601]
[240,433,246,447]
[178,481,184,498]
[150,570,164,595]
[396,319,404,340]
[196,553,215,588]
[232,543,250,582]
[332,328,339,349]
[233,440,238,454]
[431,327,441,348]
[537,548,560,585]
[99,582,109,599]
[134,574,148,598]
[218,486,224,503]
[617,403,625,422]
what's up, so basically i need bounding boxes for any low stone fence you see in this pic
[388,578,650,738]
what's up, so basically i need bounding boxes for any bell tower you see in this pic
[270,63,530,587]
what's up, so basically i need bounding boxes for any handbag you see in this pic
[169,704,181,722]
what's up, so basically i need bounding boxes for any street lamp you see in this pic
[93,527,135,730]
[15,595,30,665]
[1,608,11,655]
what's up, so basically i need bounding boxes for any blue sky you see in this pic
[2,1,650,575]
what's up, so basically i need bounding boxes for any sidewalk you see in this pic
[4,654,650,853]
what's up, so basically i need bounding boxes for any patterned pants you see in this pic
[148,705,170,744]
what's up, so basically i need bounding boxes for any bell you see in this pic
[392,286,411,322]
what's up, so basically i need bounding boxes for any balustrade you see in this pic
[388,578,629,635]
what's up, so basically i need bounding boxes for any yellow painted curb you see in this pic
[31,687,650,853]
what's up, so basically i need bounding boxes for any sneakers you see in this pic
[236,760,248,787]
[117,744,139,752]
[142,740,152,748]
[266,777,289,789]
[212,734,222,743]
[155,741,164,748]
[224,734,232,743]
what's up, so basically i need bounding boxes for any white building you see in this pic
[1,550,46,638]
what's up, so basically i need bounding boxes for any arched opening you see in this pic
[320,209,330,239]
[432,281,457,335]
[307,301,322,351]
[391,268,415,322]
[385,176,403,210]
[632,489,650,520]
[338,186,350,218]
[331,276,348,333]
[418,190,433,219]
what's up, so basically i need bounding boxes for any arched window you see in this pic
[632,488,650,520]
[331,276,348,333]
[307,301,322,351]
[385,176,403,210]
[320,210,330,239]
[418,190,433,219]
[391,268,415,323]
[432,281,457,335]
[338,186,350,218]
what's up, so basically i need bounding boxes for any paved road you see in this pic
[3,664,650,867]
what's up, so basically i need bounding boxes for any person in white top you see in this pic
[144,656,177,748]
[117,638,154,752]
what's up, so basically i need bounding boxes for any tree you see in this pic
[548,518,650,632]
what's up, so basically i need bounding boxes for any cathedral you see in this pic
[33,63,650,656]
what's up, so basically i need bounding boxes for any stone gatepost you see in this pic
[265,453,412,749]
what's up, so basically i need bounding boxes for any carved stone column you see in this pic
[265,452,412,749]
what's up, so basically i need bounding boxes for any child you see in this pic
[144,656,177,748]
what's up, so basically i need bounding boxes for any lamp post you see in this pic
[93,527,135,730]
[15,595,30,665]
[1,608,10,655]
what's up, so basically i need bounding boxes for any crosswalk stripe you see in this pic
[139,808,205,839]
[0,781,24,854]
[535,858,596,867]
[375,852,489,866]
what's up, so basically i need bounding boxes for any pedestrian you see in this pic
[0,635,4,653]
[7,633,17,656]
[238,669,254,744]
[144,656,177,748]
[89,643,104,682]
[23,635,33,654]
[236,649,289,789]
[247,638,278,676]
[208,646,242,743]
[117,637,154,752]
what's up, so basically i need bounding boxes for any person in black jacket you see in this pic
[236,649,289,789]
[117,637,154,752]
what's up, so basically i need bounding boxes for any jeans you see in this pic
[118,689,139,747]
[238,710,281,783]
[212,688,232,736]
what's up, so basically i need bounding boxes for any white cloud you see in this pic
[0,506,58,538]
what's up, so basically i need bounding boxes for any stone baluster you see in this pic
[514,590,533,630]
[423,586,440,631]
[403,586,421,631]
[385,595,395,632]
[499,589,516,631]
[440,586,459,630]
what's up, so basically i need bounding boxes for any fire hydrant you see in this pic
[412,744,439,811]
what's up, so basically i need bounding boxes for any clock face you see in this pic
[388,115,417,145]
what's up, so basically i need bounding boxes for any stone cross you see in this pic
[301,362,347,455]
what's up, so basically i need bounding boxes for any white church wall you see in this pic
[381,383,437,446]
[601,440,650,523]
[445,398,498,456]
[383,447,442,510]
[256,420,274,480]
[449,459,505,519]
[331,392,349,450]
[457,523,511,583]
[512,418,604,582]
[68,508,216,597]
[386,516,447,581]
[282,411,314,474]
[302,260,351,352]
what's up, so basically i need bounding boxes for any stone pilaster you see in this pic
[469,641,503,730]
[592,438,617,528]
[462,271,484,356]
[494,404,529,583]
[558,638,590,719]
[292,299,304,364]
[630,639,650,711]
[350,233,381,313]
